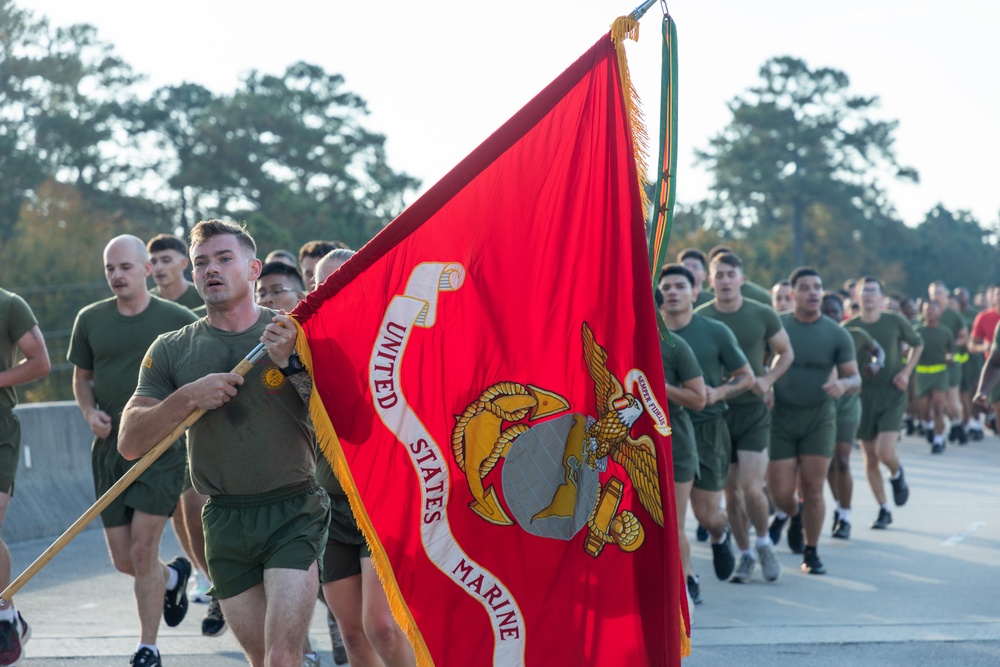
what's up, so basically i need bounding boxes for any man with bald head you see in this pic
[68,235,198,667]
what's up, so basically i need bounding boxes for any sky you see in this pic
[18,0,1000,228]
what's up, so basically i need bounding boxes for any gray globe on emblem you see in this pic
[501,413,600,540]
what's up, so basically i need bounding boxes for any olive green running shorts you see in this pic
[0,411,20,496]
[669,411,698,484]
[857,387,908,441]
[724,402,772,459]
[322,493,370,584]
[770,401,836,460]
[204,481,329,600]
[692,417,731,492]
[92,436,185,528]
[916,369,949,397]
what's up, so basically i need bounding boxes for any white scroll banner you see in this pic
[369,262,526,665]
[624,368,672,437]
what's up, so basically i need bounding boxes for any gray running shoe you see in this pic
[730,554,756,584]
[202,597,227,637]
[756,543,782,582]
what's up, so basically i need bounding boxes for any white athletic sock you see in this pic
[889,469,902,480]
[933,435,945,445]
[923,420,934,431]
[881,502,890,511]
[839,508,852,523]
[136,643,158,656]
[756,535,772,548]
[774,510,788,520]
[166,565,179,591]
[969,417,982,430]
[834,501,843,513]
[741,548,754,559]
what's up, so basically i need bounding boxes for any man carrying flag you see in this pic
[291,14,687,666]
[119,220,329,667]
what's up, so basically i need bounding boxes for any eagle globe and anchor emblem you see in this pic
[451,322,667,557]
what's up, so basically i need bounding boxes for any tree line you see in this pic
[2,2,996,402]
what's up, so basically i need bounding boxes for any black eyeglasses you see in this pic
[256,287,297,300]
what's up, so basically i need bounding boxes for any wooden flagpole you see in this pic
[0,343,269,606]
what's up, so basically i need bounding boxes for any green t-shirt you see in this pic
[938,308,966,339]
[660,334,703,420]
[775,314,855,407]
[0,289,39,411]
[671,314,748,423]
[916,325,954,366]
[152,283,204,311]
[68,296,198,430]
[697,280,772,309]
[696,297,781,406]
[741,280,773,307]
[844,312,923,389]
[135,308,316,496]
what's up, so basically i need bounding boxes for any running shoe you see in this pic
[786,505,804,554]
[130,647,162,667]
[757,543,782,582]
[303,652,321,667]
[0,615,22,667]
[801,549,826,575]
[890,467,909,506]
[730,554,756,584]
[163,556,191,627]
[189,570,212,604]
[202,597,227,637]
[686,575,703,605]
[832,519,851,540]
[767,514,788,547]
[931,442,945,454]
[871,507,893,529]
[695,524,709,543]
[711,527,736,581]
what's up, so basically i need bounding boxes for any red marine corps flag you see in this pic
[294,16,688,667]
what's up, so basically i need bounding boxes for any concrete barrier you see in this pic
[6,401,99,544]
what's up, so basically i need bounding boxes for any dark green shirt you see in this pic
[152,283,204,311]
[0,289,39,411]
[696,297,782,406]
[671,314,748,424]
[916,325,954,366]
[68,296,198,430]
[844,312,923,390]
[775,314,855,407]
[135,308,316,496]
[660,334,703,420]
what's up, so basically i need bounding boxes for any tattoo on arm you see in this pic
[288,373,313,405]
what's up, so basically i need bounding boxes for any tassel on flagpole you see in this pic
[610,16,652,220]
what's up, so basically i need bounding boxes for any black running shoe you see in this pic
[832,519,851,540]
[696,524,709,542]
[931,442,945,454]
[787,505,804,554]
[904,416,915,436]
[831,510,841,535]
[711,527,736,581]
[686,575,703,605]
[801,549,826,575]
[130,646,162,667]
[926,429,935,445]
[957,428,969,445]
[163,556,191,627]
[768,514,788,546]
[948,424,961,443]
[202,597,226,637]
[970,428,985,442]
[871,507,893,529]
[890,467,909,506]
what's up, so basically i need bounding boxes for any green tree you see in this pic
[131,62,420,247]
[696,56,917,267]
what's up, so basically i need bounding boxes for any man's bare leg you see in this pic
[324,574,381,667]
[360,558,415,667]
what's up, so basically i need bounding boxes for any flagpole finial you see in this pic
[629,0,660,20]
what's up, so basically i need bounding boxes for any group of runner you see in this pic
[657,246,1000,608]
[0,225,415,667]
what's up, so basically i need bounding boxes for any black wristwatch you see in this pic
[279,352,307,377]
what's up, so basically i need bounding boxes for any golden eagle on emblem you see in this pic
[581,322,664,527]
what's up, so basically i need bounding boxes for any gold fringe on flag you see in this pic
[293,321,434,667]
[610,16,652,217]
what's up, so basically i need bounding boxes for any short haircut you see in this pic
[772,279,790,291]
[321,248,356,265]
[676,248,707,271]
[859,275,884,291]
[789,266,820,288]
[265,249,297,264]
[258,261,305,291]
[298,240,347,264]
[659,263,695,288]
[822,290,843,307]
[190,220,257,257]
[707,245,734,262]
[709,251,742,270]
[147,233,187,255]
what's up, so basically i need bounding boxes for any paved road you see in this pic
[9,431,1000,665]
